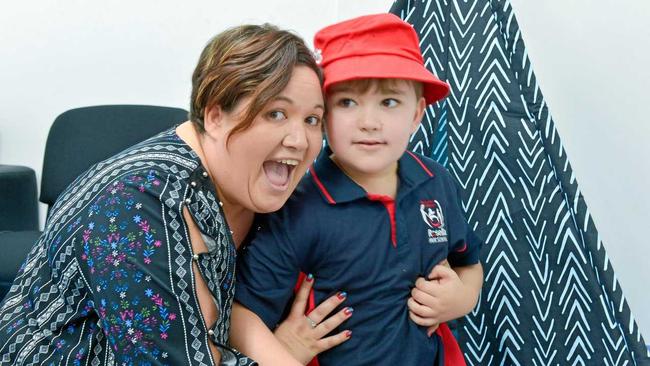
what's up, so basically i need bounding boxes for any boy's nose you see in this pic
[358,108,382,131]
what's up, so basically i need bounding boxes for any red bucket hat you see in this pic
[314,13,450,105]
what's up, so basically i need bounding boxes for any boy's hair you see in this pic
[329,79,424,100]
[190,24,323,137]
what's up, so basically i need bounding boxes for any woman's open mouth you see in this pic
[263,159,299,190]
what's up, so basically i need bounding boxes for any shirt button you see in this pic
[218,201,224,207]
[192,254,199,261]
[184,198,191,204]
[202,171,209,178]
[207,329,214,336]
[190,181,197,187]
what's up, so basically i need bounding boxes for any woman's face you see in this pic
[202,66,324,213]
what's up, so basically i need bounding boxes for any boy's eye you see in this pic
[382,98,399,108]
[267,110,287,121]
[338,98,357,108]
[305,115,322,126]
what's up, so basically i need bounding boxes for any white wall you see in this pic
[0,0,391,178]
[1,0,647,340]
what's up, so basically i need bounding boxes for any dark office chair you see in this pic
[0,105,188,300]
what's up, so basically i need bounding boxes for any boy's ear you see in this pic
[410,96,427,134]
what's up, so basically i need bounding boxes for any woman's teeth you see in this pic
[276,159,299,166]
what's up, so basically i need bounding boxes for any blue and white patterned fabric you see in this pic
[0,128,256,366]
[390,0,650,365]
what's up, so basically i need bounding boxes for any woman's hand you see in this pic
[274,275,353,365]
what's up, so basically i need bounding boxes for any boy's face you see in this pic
[325,79,426,183]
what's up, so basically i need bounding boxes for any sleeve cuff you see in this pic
[448,230,483,267]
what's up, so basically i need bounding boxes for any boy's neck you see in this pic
[331,155,399,198]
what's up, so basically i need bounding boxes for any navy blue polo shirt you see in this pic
[235,147,482,365]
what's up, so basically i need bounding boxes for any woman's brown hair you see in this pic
[190,24,323,138]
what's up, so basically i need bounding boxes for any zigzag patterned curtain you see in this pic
[389,1,649,365]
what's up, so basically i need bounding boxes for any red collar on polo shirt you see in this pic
[309,145,435,205]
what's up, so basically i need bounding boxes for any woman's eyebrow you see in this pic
[274,95,324,111]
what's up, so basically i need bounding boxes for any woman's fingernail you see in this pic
[337,291,347,300]
[344,307,354,316]
[306,273,314,282]
[345,330,352,338]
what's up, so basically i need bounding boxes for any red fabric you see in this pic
[309,166,336,204]
[294,273,320,366]
[406,150,435,177]
[314,13,449,104]
[367,194,397,247]
[435,323,466,366]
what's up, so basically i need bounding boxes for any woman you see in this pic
[0,24,345,365]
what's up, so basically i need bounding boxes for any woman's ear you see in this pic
[203,104,224,137]
[410,97,427,134]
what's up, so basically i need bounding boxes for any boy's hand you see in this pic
[274,275,353,364]
[407,261,481,337]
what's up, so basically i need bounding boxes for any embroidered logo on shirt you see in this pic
[420,199,448,243]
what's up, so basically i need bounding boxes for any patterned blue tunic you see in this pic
[0,128,255,365]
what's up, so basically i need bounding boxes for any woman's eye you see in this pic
[382,98,399,107]
[305,116,322,126]
[268,110,287,121]
[338,98,357,108]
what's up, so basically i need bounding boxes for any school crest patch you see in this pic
[420,199,448,243]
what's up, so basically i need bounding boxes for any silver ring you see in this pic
[305,316,317,328]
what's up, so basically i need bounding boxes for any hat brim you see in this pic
[322,54,450,104]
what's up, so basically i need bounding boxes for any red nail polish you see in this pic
[344,307,354,316]
[345,330,352,338]
[306,273,314,282]
[337,291,347,300]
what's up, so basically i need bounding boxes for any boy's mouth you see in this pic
[263,159,299,190]
[354,139,385,147]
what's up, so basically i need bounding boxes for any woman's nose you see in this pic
[282,119,309,150]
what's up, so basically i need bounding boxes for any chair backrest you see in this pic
[39,105,188,211]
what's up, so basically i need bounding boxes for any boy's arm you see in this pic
[408,170,485,333]
[408,262,483,333]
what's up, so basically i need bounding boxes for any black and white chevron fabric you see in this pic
[390,1,650,365]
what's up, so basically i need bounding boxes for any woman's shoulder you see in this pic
[110,127,201,176]
[46,128,201,228]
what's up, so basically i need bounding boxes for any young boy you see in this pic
[233,14,483,365]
